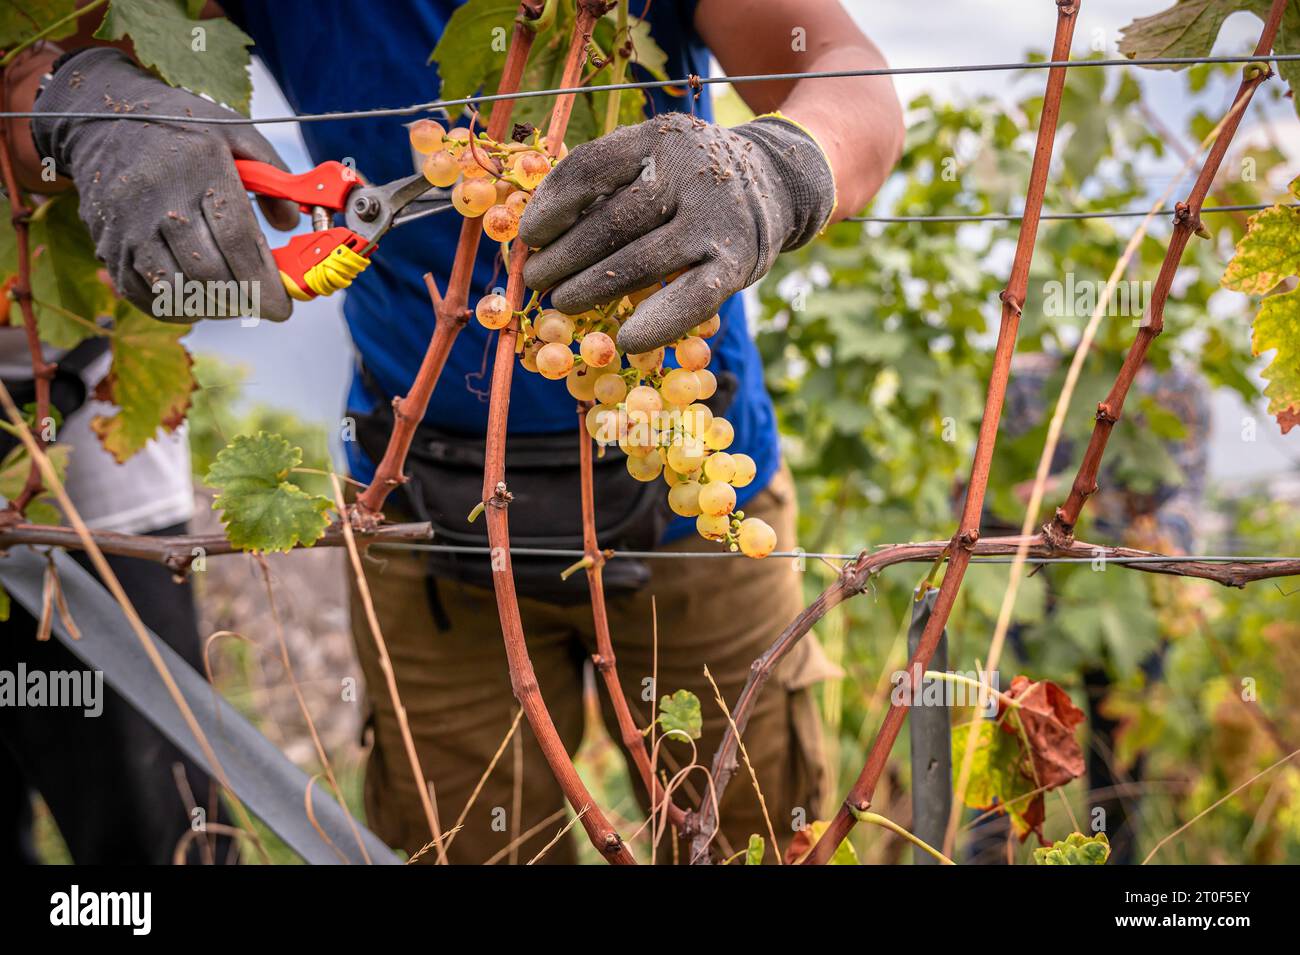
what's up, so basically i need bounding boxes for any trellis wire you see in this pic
[2,53,1298,127]
[372,542,1298,565]
[850,202,1300,224]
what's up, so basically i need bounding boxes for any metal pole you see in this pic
[907,587,950,864]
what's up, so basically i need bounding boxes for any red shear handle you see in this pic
[233,159,359,211]
[234,160,371,300]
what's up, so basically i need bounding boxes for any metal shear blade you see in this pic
[344,173,453,251]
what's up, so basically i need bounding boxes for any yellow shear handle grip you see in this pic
[274,231,373,301]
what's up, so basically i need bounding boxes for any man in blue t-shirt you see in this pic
[17,1,902,863]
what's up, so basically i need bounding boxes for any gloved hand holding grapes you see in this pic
[518,112,836,353]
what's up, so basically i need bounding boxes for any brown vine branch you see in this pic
[1046,0,1289,545]
[0,520,435,576]
[0,74,54,515]
[352,7,540,522]
[481,2,635,864]
[577,404,688,833]
[799,0,1082,866]
[696,532,1300,861]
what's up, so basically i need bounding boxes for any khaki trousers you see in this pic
[349,465,836,864]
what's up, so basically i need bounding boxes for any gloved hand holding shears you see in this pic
[32,48,450,321]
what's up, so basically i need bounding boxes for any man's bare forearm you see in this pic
[696,0,904,220]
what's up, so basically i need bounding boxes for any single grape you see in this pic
[409,118,446,154]
[422,150,459,188]
[703,451,735,484]
[443,127,472,157]
[566,365,599,401]
[668,481,702,517]
[663,467,691,487]
[505,190,530,217]
[482,204,520,242]
[666,436,706,474]
[586,405,619,444]
[535,342,574,380]
[680,403,713,437]
[580,331,616,367]
[628,348,664,373]
[698,481,736,517]
[737,517,777,559]
[675,336,711,372]
[694,368,718,401]
[703,416,734,451]
[694,314,721,338]
[457,145,498,179]
[535,309,575,345]
[494,178,515,204]
[696,512,729,542]
[626,453,663,483]
[521,341,541,373]
[729,452,757,488]
[593,372,627,405]
[623,409,659,451]
[475,293,511,330]
[625,384,663,415]
[513,150,551,189]
[451,178,496,217]
[660,368,700,407]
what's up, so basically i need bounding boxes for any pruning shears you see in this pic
[234,160,452,301]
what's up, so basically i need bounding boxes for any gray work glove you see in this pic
[519,112,835,353]
[31,48,297,321]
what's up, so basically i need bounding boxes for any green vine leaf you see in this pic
[94,0,255,113]
[1034,832,1111,865]
[744,833,765,865]
[1224,184,1300,433]
[205,432,332,553]
[1251,288,1300,433]
[90,301,195,463]
[1118,1,1300,117]
[656,689,702,742]
[0,0,78,49]
[429,0,521,120]
[1221,204,1300,294]
[0,194,108,350]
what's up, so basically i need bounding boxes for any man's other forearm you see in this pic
[696,0,905,221]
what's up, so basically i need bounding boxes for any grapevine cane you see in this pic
[577,403,689,834]
[353,4,540,521]
[481,0,637,864]
[0,76,53,515]
[1045,0,1290,545]
[802,0,1082,866]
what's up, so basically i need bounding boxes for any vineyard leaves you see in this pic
[1118,0,1300,116]
[1034,831,1111,865]
[90,301,195,463]
[1222,180,1300,433]
[94,0,255,113]
[0,0,78,48]
[744,833,765,865]
[430,0,667,147]
[0,442,70,525]
[656,689,703,742]
[205,432,332,553]
[954,676,1086,842]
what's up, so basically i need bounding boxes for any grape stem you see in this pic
[480,2,638,864]
[351,12,538,522]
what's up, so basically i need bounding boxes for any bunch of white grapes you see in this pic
[409,118,558,243]
[475,285,777,559]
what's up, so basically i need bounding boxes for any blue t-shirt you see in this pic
[225,1,779,540]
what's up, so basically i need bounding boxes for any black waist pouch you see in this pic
[353,366,737,606]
